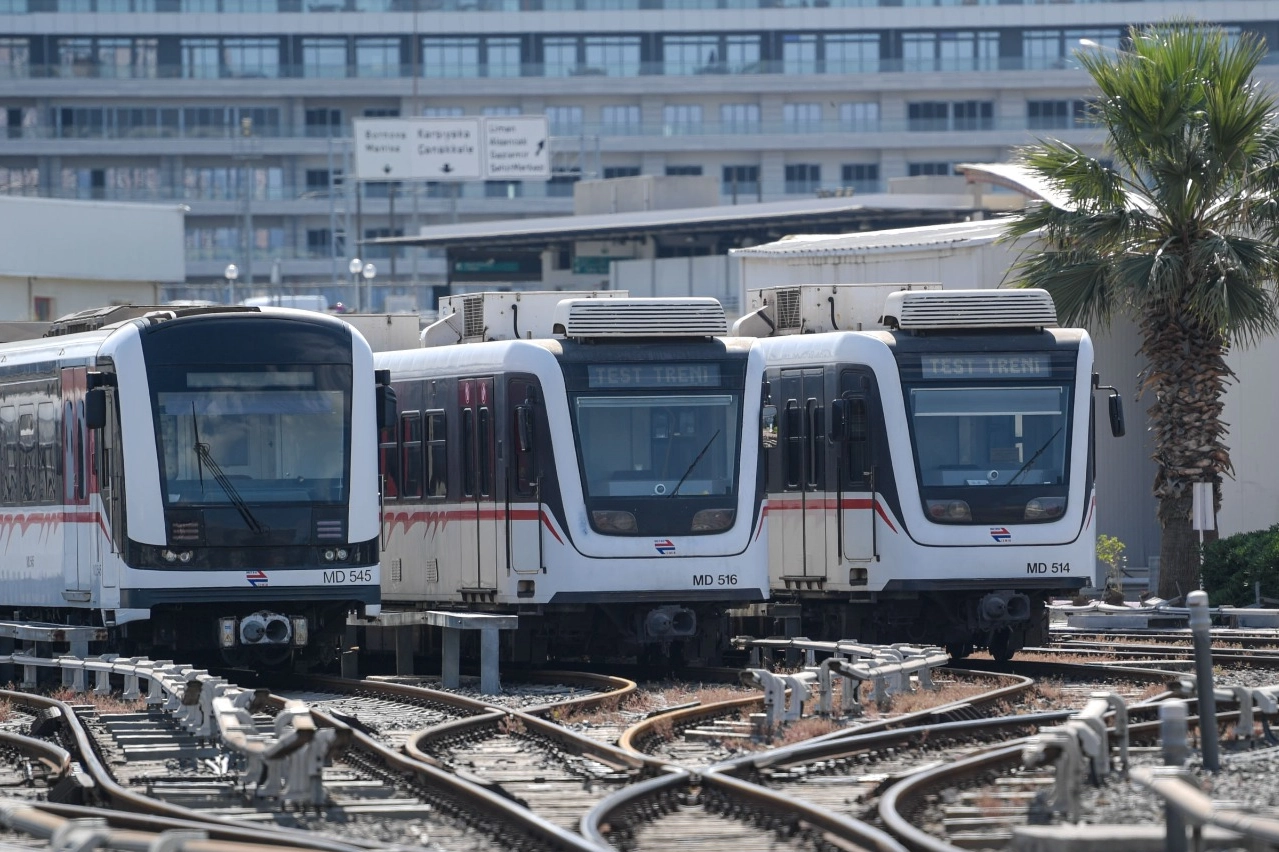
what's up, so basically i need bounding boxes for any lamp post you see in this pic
[348,257,362,311]
[362,262,377,314]
[224,263,239,306]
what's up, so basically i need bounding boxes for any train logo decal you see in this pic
[989,527,1012,543]
[246,570,269,587]
[654,539,676,555]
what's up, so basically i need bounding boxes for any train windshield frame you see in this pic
[560,353,748,536]
[898,349,1077,525]
[151,365,353,507]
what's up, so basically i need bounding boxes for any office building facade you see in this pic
[0,1,1273,307]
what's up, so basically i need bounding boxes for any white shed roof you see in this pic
[731,218,1014,259]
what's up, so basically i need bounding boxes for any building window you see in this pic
[545,106,583,135]
[583,36,640,77]
[665,165,703,177]
[482,105,521,117]
[662,104,702,136]
[364,107,399,117]
[907,101,948,132]
[0,38,29,78]
[907,162,951,176]
[542,36,578,77]
[305,107,342,138]
[839,102,879,132]
[422,37,479,78]
[952,100,993,131]
[422,106,464,117]
[0,166,39,193]
[722,165,759,198]
[1027,99,1094,130]
[782,33,818,75]
[547,171,580,197]
[824,33,878,74]
[306,228,332,257]
[485,37,521,78]
[842,163,879,193]
[181,39,220,80]
[601,105,641,135]
[784,103,821,133]
[784,164,820,194]
[305,169,331,195]
[223,38,279,78]
[724,35,760,73]
[302,38,346,79]
[603,166,641,179]
[663,35,718,75]
[58,38,94,77]
[356,37,398,78]
[720,103,760,133]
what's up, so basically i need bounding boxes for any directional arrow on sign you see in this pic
[441,163,453,174]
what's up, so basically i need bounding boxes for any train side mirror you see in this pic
[761,404,778,449]
[85,388,106,430]
[1108,392,1125,438]
[515,405,534,453]
[375,383,397,431]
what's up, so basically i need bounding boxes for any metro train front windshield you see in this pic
[153,366,352,506]
[574,394,742,499]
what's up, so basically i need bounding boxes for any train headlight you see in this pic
[592,510,638,533]
[162,549,178,563]
[323,549,337,562]
[926,499,971,522]
[336,548,349,561]
[177,551,193,563]
[691,509,735,532]
[1025,496,1066,520]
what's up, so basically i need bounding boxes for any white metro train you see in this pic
[0,305,392,666]
[373,287,1121,662]
[738,286,1124,659]
[375,293,770,661]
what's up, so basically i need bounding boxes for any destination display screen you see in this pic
[587,363,721,389]
[920,353,1053,380]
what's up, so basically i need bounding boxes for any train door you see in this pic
[779,369,827,580]
[838,369,876,563]
[459,378,499,592]
[60,368,90,598]
[507,379,541,576]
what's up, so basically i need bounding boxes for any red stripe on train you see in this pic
[761,498,899,534]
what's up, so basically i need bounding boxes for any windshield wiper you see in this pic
[1005,427,1063,486]
[669,430,720,498]
[191,407,268,535]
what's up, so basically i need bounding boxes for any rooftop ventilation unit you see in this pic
[882,288,1057,331]
[421,290,629,347]
[554,298,727,339]
[44,305,261,337]
[732,283,940,337]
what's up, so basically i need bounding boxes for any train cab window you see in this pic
[461,408,475,498]
[400,412,423,499]
[478,408,492,497]
[378,419,399,500]
[842,397,870,487]
[426,411,447,499]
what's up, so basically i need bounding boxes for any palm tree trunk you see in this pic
[1141,306,1232,600]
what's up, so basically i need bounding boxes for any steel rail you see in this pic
[580,762,908,852]
[0,729,71,777]
[297,703,604,852]
[1130,766,1279,844]
[0,689,376,852]
[955,658,1187,684]
[617,693,763,755]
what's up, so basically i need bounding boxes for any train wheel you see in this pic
[946,642,973,660]
[989,629,1014,662]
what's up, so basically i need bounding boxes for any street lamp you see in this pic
[362,262,377,314]
[224,263,239,306]
[348,257,362,311]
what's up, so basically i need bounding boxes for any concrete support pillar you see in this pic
[441,626,460,688]
[479,628,500,695]
[395,625,415,676]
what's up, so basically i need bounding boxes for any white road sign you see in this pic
[483,116,550,180]
[353,118,483,181]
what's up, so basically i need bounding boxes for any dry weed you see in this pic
[48,686,144,714]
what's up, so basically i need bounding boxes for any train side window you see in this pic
[461,408,475,498]
[509,380,538,498]
[75,401,86,501]
[783,400,803,489]
[18,404,34,503]
[0,405,13,503]
[400,412,423,499]
[426,411,447,499]
[807,399,824,489]
[478,407,492,498]
[378,418,400,500]
[843,397,870,487]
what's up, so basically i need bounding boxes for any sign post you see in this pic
[1191,481,1214,590]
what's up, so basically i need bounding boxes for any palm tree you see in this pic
[1004,22,1279,600]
